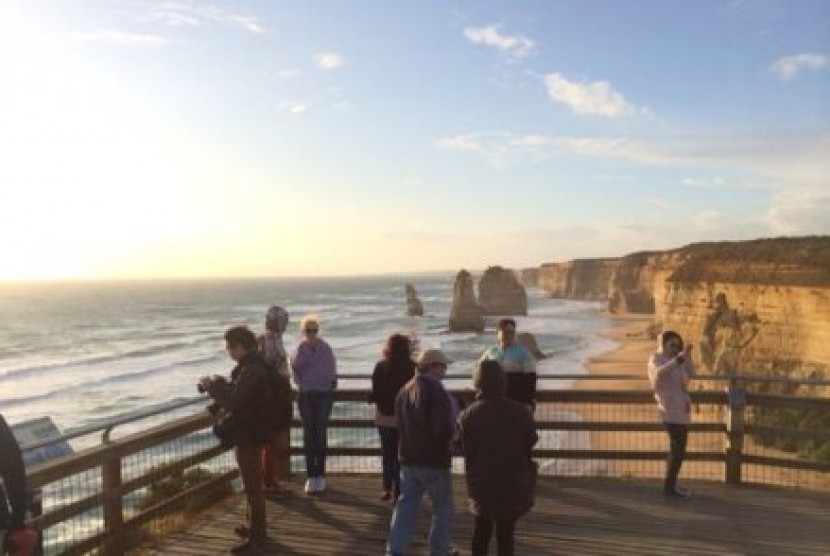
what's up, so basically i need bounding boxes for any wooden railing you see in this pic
[23,385,830,555]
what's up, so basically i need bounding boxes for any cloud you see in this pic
[65,29,171,49]
[145,2,266,34]
[770,53,828,80]
[437,132,557,167]
[315,52,344,71]
[277,102,308,115]
[463,25,535,58]
[544,73,635,117]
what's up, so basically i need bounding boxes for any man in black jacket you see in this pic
[201,326,273,555]
[1,413,29,551]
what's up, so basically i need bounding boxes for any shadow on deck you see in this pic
[137,475,829,555]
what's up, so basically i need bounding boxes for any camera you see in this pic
[197,374,226,394]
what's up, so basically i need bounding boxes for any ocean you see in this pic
[0,275,614,439]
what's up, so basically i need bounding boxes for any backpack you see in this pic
[262,355,293,432]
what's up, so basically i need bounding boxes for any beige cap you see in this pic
[417,348,452,368]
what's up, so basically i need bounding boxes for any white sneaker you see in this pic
[304,478,316,494]
[316,476,327,492]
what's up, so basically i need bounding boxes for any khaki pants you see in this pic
[236,442,267,541]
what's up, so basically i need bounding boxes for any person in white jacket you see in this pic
[647,330,696,498]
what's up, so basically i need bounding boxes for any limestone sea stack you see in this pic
[478,265,528,316]
[449,270,485,332]
[405,284,424,316]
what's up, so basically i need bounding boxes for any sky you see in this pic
[0,0,828,279]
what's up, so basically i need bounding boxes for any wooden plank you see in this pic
[136,475,830,556]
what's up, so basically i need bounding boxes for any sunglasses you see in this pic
[666,341,682,349]
[304,328,319,333]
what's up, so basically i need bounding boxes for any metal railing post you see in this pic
[725,381,747,485]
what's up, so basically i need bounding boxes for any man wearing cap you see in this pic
[480,318,537,410]
[386,349,457,556]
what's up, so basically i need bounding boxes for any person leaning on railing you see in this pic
[0,413,37,556]
[479,318,537,412]
[647,330,696,499]
[200,326,274,554]
[368,333,416,502]
[291,315,337,495]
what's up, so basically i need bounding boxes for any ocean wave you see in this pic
[0,355,218,407]
[0,338,215,382]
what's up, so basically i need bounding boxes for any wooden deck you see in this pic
[139,475,830,555]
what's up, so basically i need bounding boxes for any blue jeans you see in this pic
[298,390,333,477]
[386,466,454,556]
[378,427,401,494]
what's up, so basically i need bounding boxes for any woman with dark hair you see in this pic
[368,333,416,501]
[458,360,538,555]
[647,330,696,498]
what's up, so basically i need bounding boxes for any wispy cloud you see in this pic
[277,102,308,115]
[463,25,535,58]
[145,2,266,34]
[437,132,557,167]
[65,29,171,49]
[315,52,344,71]
[770,53,828,81]
[544,73,635,117]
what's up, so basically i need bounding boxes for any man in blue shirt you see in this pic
[480,318,537,409]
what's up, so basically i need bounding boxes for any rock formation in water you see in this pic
[478,266,528,316]
[449,270,485,332]
[405,284,424,316]
[517,332,547,360]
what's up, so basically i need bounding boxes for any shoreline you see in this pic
[577,313,655,390]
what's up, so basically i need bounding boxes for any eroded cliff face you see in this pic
[537,258,619,300]
[653,238,830,380]
[533,237,830,380]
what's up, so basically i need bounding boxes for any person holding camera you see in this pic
[1,413,37,556]
[200,326,274,554]
[647,330,696,499]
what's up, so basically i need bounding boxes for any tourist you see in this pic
[258,305,293,499]
[386,349,457,556]
[0,413,36,556]
[647,330,696,498]
[458,360,538,556]
[480,318,537,410]
[200,326,274,553]
[291,315,337,494]
[368,334,416,502]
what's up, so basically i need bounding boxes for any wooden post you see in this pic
[725,382,746,485]
[101,455,124,555]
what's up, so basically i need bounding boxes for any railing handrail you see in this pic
[21,373,829,452]
[20,395,210,452]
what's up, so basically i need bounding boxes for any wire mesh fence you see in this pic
[21,382,829,554]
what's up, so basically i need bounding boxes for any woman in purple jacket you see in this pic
[291,315,337,494]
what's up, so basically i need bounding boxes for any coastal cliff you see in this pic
[478,266,528,316]
[532,237,830,380]
[537,258,619,300]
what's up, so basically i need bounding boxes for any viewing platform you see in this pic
[140,474,830,555]
[20,376,830,555]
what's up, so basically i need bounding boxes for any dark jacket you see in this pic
[208,351,274,447]
[458,395,538,520]
[368,360,415,416]
[396,373,453,469]
[0,414,27,528]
